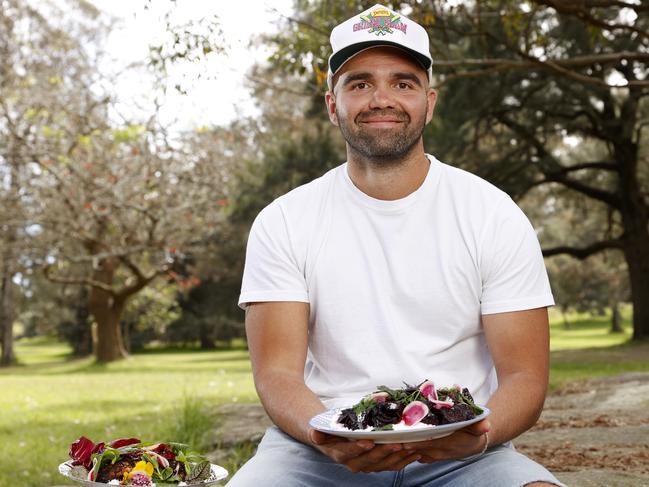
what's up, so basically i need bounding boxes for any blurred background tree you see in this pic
[1,0,231,363]
[2,0,647,366]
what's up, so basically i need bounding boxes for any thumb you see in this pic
[309,428,335,445]
[464,419,490,436]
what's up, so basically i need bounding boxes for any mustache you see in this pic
[355,110,410,123]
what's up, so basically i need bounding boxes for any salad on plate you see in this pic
[336,380,484,431]
[61,436,227,486]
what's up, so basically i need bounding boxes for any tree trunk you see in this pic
[73,287,93,356]
[623,238,649,341]
[88,259,128,362]
[610,301,623,334]
[561,308,570,330]
[0,154,19,367]
[93,301,128,362]
[0,268,15,366]
[616,128,648,341]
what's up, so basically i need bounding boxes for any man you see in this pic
[228,4,565,486]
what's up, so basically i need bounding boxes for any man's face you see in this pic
[325,47,436,162]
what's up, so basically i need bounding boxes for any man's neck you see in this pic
[346,143,430,201]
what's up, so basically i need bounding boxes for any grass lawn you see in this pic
[1,308,647,486]
[548,306,648,390]
[0,338,255,487]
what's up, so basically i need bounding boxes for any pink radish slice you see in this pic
[431,399,454,409]
[419,380,438,401]
[368,391,390,403]
[402,401,429,426]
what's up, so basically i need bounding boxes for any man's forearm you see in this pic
[485,371,547,446]
[254,369,327,445]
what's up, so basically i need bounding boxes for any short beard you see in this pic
[336,107,427,165]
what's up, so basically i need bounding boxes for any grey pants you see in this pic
[226,427,565,487]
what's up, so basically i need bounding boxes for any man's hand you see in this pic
[401,419,490,463]
[309,429,422,473]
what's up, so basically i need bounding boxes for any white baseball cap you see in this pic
[327,4,433,90]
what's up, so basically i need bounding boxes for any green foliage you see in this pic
[219,440,259,477]
[111,124,145,143]
[121,283,181,351]
[163,394,219,452]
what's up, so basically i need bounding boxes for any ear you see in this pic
[325,91,339,126]
[425,88,437,125]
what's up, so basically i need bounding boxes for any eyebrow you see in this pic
[392,72,424,87]
[340,71,424,88]
[340,72,374,87]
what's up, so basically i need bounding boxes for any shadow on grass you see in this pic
[14,363,253,376]
[549,341,649,391]
[551,340,649,362]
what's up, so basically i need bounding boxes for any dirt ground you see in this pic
[212,371,649,487]
[517,372,649,487]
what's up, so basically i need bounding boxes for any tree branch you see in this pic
[560,161,620,173]
[43,266,114,294]
[434,52,649,88]
[533,0,649,40]
[433,52,649,69]
[496,112,623,208]
[544,172,621,207]
[577,0,649,11]
[114,267,166,302]
[543,239,624,259]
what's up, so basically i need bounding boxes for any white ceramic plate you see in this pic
[309,406,490,444]
[58,461,229,486]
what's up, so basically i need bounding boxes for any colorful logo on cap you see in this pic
[354,7,407,36]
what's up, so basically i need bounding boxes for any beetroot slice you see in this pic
[402,400,429,426]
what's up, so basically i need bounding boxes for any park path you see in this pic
[211,372,649,486]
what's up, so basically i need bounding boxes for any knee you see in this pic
[523,483,563,487]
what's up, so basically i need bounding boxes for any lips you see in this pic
[361,119,403,124]
[356,110,409,126]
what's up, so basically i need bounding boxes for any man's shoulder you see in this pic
[433,156,508,200]
[254,164,342,227]
[277,164,341,207]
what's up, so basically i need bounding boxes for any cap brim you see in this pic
[329,40,432,77]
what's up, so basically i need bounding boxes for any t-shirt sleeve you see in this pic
[238,201,309,309]
[479,197,554,315]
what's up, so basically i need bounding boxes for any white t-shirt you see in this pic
[239,155,554,408]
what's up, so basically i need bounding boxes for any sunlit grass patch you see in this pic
[549,306,633,351]
[0,339,255,487]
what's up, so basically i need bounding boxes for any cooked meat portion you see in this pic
[96,457,137,483]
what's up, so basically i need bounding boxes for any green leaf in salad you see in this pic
[373,424,395,431]
[352,397,377,417]
[89,446,121,481]
[186,460,212,483]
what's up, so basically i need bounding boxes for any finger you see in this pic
[309,430,357,446]
[345,444,405,472]
[354,439,375,450]
[355,451,422,473]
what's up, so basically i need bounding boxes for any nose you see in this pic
[368,83,396,109]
